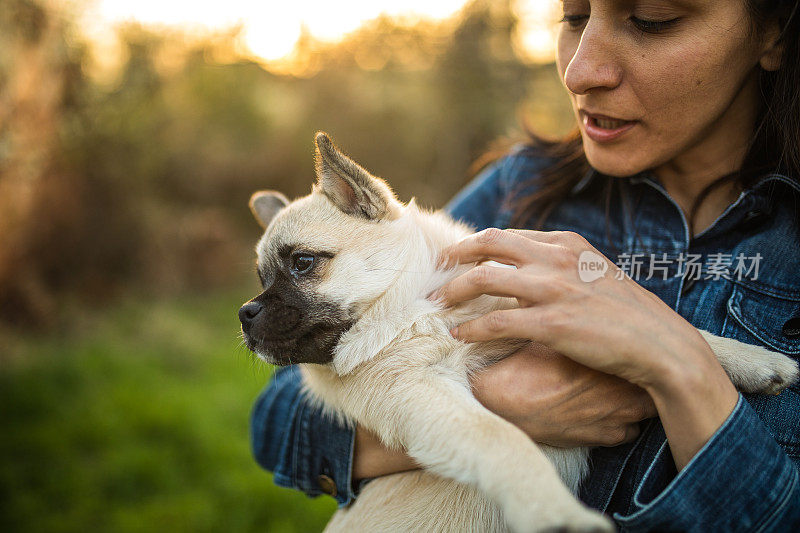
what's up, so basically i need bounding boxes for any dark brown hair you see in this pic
[505,0,800,232]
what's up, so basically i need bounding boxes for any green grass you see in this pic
[0,289,336,532]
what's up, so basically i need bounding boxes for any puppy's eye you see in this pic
[291,253,315,274]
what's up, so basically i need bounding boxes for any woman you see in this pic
[251,0,800,529]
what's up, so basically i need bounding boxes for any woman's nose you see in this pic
[562,20,623,95]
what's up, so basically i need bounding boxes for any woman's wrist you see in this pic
[352,425,418,481]
[642,345,739,470]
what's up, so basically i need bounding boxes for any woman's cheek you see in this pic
[631,51,709,143]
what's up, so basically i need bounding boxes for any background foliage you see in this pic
[1,0,574,530]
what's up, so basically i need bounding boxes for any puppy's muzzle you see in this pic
[239,295,302,339]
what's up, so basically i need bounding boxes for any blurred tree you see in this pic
[432,0,531,196]
[0,0,573,330]
[0,0,94,326]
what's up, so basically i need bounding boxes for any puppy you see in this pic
[240,132,799,532]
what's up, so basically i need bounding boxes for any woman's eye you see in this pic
[560,14,588,29]
[630,16,680,33]
[291,254,315,274]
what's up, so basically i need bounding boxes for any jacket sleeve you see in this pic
[613,394,800,532]
[250,366,358,506]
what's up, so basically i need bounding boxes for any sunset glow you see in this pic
[81,0,561,65]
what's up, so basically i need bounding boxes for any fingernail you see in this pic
[427,290,440,302]
[449,326,459,337]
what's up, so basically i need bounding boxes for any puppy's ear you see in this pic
[314,132,399,220]
[249,190,289,228]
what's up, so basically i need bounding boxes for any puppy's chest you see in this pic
[301,330,465,407]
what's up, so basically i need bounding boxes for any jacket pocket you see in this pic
[724,281,800,459]
[724,281,800,357]
[744,389,800,460]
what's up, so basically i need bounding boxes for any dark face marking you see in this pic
[258,245,335,286]
[239,270,352,365]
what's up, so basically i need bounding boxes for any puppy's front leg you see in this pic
[354,367,613,533]
[699,331,799,394]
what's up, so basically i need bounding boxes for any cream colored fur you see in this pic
[249,133,800,533]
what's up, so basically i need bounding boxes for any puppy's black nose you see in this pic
[239,301,264,327]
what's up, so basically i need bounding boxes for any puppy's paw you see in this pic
[738,348,799,395]
[505,501,614,533]
[757,356,799,395]
[535,507,614,533]
[699,331,799,395]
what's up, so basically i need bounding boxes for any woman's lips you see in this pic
[582,112,637,143]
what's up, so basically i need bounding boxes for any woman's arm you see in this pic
[352,425,417,479]
[436,228,742,467]
[643,340,738,470]
[436,227,800,529]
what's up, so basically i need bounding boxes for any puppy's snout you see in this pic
[239,301,264,328]
[263,294,301,334]
[239,294,303,340]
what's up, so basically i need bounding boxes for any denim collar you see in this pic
[569,168,800,203]
[570,169,596,195]
[569,168,799,247]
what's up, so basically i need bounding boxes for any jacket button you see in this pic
[738,209,770,232]
[783,317,800,339]
[317,474,337,497]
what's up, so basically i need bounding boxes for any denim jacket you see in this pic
[250,147,800,531]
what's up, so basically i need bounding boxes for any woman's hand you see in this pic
[437,228,739,469]
[471,341,657,448]
[438,229,713,389]
[352,425,418,481]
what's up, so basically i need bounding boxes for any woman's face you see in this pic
[556,0,774,178]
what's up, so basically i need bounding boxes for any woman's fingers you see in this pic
[630,391,658,420]
[506,229,587,246]
[439,228,562,269]
[451,308,550,343]
[614,424,643,446]
[434,266,553,306]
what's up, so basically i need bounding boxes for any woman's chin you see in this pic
[583,145,651,178]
